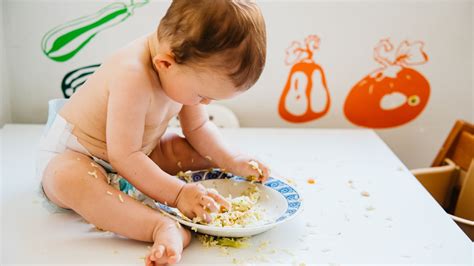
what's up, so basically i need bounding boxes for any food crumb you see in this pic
[191,226,198,232]
[348,180,355,189]
[205,156,213,161]
[106,191,113,196]
[219,246,230,256]
[256,240,269,252]
[248,160,264,177]
[90,162,98,168]
[118,194,124,203]
[361,191,370,197]
[177,161,182,169]
[282,248,295,256]
[87,170,98,179]
[307,178,316,184]
[286,178,297,186]
[197,234,249,248]
[306,222,316,228]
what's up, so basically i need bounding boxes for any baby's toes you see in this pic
[145,255,156,266]
[147,245,166,265]
[165,243,182,264]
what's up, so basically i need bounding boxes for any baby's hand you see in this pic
[175,183,231,223]
[227,154,271,182]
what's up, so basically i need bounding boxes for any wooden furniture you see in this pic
[412,120,474,240]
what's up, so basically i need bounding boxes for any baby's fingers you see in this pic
[200,195,219,213]
[260,165,271,182]
[194,208,211,223]
[207,189,231,211]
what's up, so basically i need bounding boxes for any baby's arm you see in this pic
[179,105,237,169]
[179,105,270,180]
[106,69,184,206]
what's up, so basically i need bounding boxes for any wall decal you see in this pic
[344,39,430,128]
[61,64,100,98]
[278,35,331,123]
[41,0,149,62]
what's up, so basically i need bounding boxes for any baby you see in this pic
[37,0,269,265]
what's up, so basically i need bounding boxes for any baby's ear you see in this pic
[153,53,175,70]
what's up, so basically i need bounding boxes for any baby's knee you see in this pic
[161,133,193,158]
[42,152,100,207]
[41,158,76,208]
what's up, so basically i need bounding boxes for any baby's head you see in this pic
[151,0,266,105]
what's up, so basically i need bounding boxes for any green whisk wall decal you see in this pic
[62,64,101,98]
[41,0,149,62]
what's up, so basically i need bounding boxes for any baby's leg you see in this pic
[42,149,191,265]
[149,133,216,175]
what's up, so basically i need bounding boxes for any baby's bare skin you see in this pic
[60,35,180,161]
[43,32,270,265]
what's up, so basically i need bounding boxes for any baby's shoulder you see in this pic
[105,50,146,75]
[103,51,154,88]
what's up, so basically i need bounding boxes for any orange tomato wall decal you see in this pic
[278,35,331,123]
[344,39,430,128]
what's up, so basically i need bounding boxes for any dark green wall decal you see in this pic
[62,64,101,98]
[42,0,149,62]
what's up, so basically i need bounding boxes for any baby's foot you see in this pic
[145,222,191,266]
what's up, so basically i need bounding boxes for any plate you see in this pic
[155,169,302,237]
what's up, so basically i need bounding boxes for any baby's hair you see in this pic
[157,0,266,90]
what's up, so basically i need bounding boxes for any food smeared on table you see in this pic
[197,234,249,248]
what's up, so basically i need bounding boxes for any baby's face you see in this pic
[159,64,243,106]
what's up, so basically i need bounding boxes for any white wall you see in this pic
[1,0,473,169]
[0,0,11,128]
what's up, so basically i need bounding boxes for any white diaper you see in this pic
[36,114,92,180]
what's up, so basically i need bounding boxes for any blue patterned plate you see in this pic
[155,169,302,237]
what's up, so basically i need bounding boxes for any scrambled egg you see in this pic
[196,184,268,228]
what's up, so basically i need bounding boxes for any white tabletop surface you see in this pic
[1,124,472,265]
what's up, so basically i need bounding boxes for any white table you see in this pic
[1,124,472,265]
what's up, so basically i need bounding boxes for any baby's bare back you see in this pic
[59,36,182,162]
